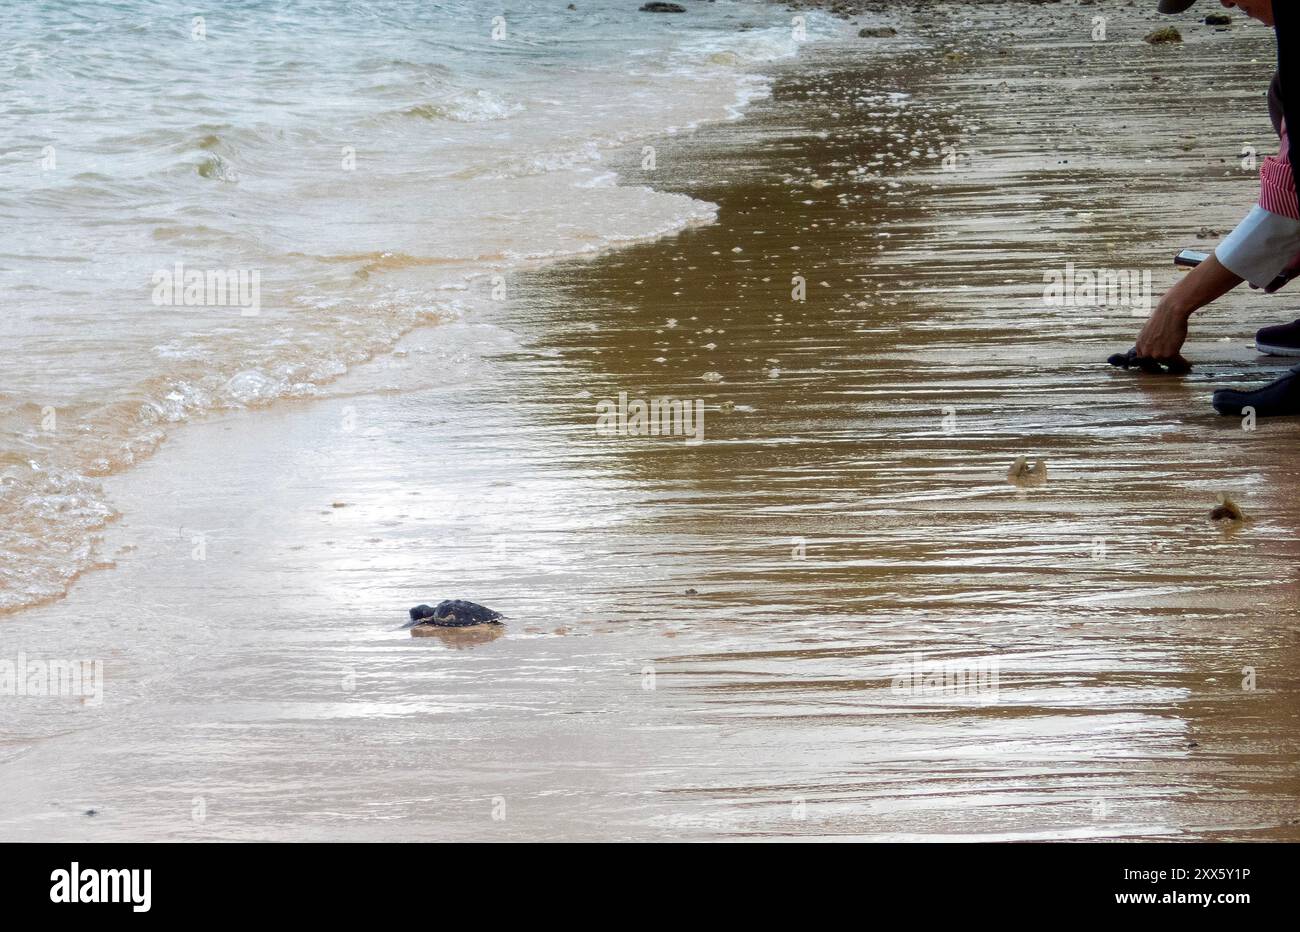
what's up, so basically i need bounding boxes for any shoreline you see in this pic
[4,0,1300,841]
[0,0,832,619]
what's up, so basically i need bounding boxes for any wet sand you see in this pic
[2,0,1299,840]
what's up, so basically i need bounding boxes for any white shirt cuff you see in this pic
[1215,205,1300,288]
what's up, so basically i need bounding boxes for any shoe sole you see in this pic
[1254,340,1300,357]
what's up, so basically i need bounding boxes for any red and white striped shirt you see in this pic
[1259,120,1300,220]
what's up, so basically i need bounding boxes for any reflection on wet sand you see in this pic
[410,624,506,649]
[508,3,1300,838]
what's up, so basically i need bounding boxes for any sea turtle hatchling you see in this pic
[404,600,504,630]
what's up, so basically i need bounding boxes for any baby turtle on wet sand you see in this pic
[405,600,504,630]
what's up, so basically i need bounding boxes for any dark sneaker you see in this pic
[1212,371,1300,417]
[1254,319,1300,356]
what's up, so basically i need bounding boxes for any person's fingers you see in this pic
[1163,355,1192,374]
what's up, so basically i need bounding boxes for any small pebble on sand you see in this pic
[1209,494,1245,522]
[1145,27,1182,45]
[1007,456,1047,484]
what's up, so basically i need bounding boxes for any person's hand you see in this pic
[1107,251,1243,376]
[1134,302,1192,369]
[1107,303,1193,374]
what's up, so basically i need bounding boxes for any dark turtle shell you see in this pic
[408,600,503,627]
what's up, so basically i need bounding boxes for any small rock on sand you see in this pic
[1145,27,1182,45]
[639,2,685,12]
[859,27,897,38]
[1209,494,1244,522]
[1007,456,1047,485]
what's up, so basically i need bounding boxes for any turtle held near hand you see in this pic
[404,600,504,629]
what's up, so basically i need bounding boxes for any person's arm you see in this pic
[1136,145,1300,364]
[1134,254,1243,365]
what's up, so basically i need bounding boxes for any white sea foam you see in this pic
[0,0,840,614]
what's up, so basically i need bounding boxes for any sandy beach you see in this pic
[3,0,1299,841]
